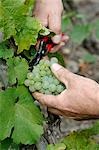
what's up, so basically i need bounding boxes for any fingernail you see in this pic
[52,35,62,44]
[62,35,69,42]
[51,63,61,71]
[60,42,65,46]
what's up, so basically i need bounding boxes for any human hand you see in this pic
[33,0,69,52]
[33,63,99,119]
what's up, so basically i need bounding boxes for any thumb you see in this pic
[51,63,72,87]
[33,92,58,108]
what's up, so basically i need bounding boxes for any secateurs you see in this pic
[29,33,65,70]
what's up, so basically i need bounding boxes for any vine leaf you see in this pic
[7,57,29,85]
[0,88,17,140]
[63,121,99,150]
[0,0,42,53]
[0,138,19,150]
[12,103,43,145]
[0,86,44,144]
[70,24,92,44]
[0,42,14,59]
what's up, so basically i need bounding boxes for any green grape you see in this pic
[44,90,51,95]
[39,89,45,94]
[33,74,41,82]
[25,57,65,95]
[49,84,57,92]
[34,82,42,90]
[30,80,34,85]
[27,72,34,79]
[42,76,49,82]
[46,70,51,75]
[53,78,60,85]
[48,77,54,83]
[45,60,50,66]
[40,70,47,76]
[29,86,35,92]
[39,59,45,65]
[42,81,49,89]
[40,65,46,70]
[24,79,31,86]
[57,85,65,93]
[50,57,58,65]
[32,67,40,74]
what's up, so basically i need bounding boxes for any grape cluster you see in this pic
[24,57,65,95]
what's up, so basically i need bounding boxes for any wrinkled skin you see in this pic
[33,63,99,119]
[33,0,69,52]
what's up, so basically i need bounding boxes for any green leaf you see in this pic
[39,26,50,36]
[62,121,99,150]
[94,20,99,39]
[0,88,16,140]
[16,86,44,125]
[7,57,17,85]
[70,24,91,44]
[0,42,14,59]
[62,17,72,33]
[7,57,29,85]
[12,85,44,144]
[12,103,43,144]
[47,143,66,150]
[14,57,29,85]
[82,52,97,64]
[0,86,44,144]
[0,138,19,150]
[15,17,42,54]
[0,0,42,53]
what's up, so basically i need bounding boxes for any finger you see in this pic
[61,35,69,43]
[50,42,65,53]
[34,12,48,27]
[48,108,63,116]
[33,92,59,108]
[49,14,62,44]
[52,34,62,44]
[51,63,73,87]
[49,14,61,35]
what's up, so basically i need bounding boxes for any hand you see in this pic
[33,63,99,119]
[33,0,69,52]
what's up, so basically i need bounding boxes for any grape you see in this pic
[27,72,34,79]
[40,71,47,76]
[44,90,51,95]
[53,78,60,85]
[30,80,34,85]
[24,79,30,86]
[48,77,54,83]
[50,57,58,65]
[39,89,45,94]
[34,82,42,90]
[57,85,65,93]
[49,84,57,92]
[29,86,35,92]
[42,81,49,89]
[33,74,41,82]
[25,57,65,95]
[42,76,49,82]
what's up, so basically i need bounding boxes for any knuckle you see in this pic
[53,26,61,34]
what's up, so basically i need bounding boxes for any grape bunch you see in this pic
[24,57,65,95]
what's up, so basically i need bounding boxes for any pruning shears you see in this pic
[29,33,65,70]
